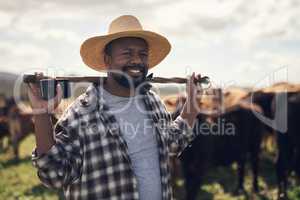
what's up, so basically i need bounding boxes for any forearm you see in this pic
[33,113,55,155]
[179,101,198,128]
[32,113,82,188]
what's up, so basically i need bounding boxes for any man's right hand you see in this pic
[27,73,62,155]
[27,73,63,115]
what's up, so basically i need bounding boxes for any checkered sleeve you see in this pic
[165,112,196,155]
[31,106,83,189]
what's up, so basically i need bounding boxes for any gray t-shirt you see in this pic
[102,88,162,200]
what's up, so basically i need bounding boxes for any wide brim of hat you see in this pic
[80,30,171,72]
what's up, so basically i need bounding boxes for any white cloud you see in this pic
[233,0,300,46]
[0,0,299,85]
[0,42,51,73]
[0,11,15,28]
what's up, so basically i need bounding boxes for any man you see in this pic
[28,15,201,200]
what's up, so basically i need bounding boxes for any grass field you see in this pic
[0,134,299,200]
[0,135,63,200]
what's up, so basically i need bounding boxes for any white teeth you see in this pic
[128,69,141,73]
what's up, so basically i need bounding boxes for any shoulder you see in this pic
[56,84,100,129]
[146,90,169,111]
[147,90,162,103]
[146,90,172,122]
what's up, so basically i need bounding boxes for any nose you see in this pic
[130,53,142,65]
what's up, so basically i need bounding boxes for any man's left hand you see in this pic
[180,72,202,128]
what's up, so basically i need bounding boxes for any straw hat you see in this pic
[80,15,171,71]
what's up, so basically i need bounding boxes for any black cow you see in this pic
[274,92,300,200]
[250,91,275,132]
[0,117,9,150]
[170,100,264,200]
[248,88,300,200]
[0,95,11,150]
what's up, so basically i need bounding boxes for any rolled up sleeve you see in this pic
[165,114,196,155]
[31,109,83,189]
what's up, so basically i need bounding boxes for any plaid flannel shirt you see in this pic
[32,83,195,200]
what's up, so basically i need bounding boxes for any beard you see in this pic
[109,63,148,89]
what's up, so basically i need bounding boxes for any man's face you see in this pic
[105,37,149,89]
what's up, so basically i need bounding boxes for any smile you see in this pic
[126,68,143,76]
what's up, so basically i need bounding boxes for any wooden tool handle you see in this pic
[23,74,210,85]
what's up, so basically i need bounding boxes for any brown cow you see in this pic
[0,95,60,160]
[7,104,34,159]
[5,98,58,160]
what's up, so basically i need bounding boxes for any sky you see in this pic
[0,0,299,88]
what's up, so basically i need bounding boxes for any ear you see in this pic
[104,54,112,68]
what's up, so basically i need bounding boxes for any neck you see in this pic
[104,76,136,97]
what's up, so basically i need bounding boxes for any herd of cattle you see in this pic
[0,82,299,200]
[0,94,57,160]
[0,95,34,159]
[164,82,300,200]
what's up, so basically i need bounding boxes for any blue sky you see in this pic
[0,0,299,88]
